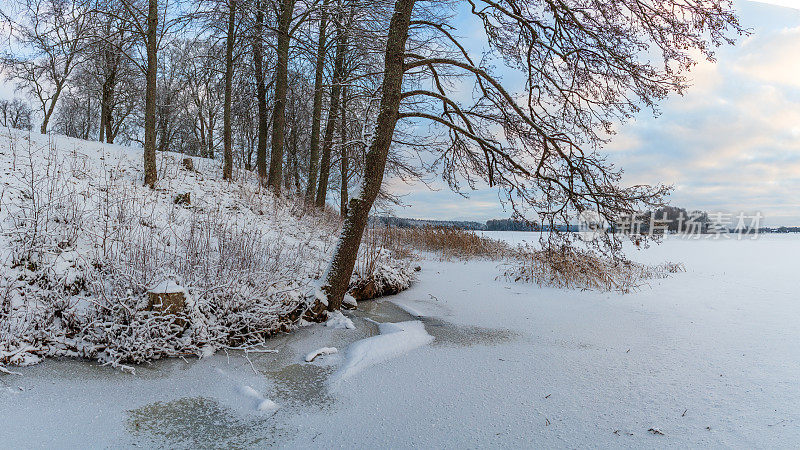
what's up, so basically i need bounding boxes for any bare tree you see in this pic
[339,84,348,216]
[313,0,743,312]
[252,0,270,179]
[0,98,34,130]
[284,70,312,192]
[303,0,330,201]
[222,0,238,180]
[88,0,139,144]
[155,41,192,153]
[314,0,350,207]
[183,39,223,158]
[266,0,296,192]
[94,0,196,187]
[1,0,92,134]
[53,67,98,138]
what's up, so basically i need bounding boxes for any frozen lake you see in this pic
[3,234,800,448]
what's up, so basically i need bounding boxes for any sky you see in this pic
[386,0,800,226]
[2,1,799,225]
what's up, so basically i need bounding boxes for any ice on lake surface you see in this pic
[3,234,800,448]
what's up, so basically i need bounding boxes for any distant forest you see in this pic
[375,206,800,233]
[372,216,577,232]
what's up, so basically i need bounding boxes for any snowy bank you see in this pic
[0,130,415,369]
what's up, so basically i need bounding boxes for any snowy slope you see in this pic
[0,129,411,369]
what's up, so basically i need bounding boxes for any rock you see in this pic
[181,157,195,171]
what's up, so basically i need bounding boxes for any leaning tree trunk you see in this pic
[304,0,329,203]
[267,0,295,193]
[254,0,268,180]
[340,85,348,217]
[314,18,347,207]
[222,0,237,181]
[317,0,415,312]
[143,0,158,188]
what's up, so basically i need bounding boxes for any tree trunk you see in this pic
[105,72,116,144]
[101,61,117,144]
[198,109,206,156]
[157,99,170,153]
[143,0,158,188]
[319,0,414,311]
[99,82,108,142]
[40,82,63,134]
[267,0,295,193]
[254,0,268,181]
[84,95,91,139]
[340,86,348,217]
[314,17,347,207]
[304,0,329,203]
[285,114,295,192]
[291,117,301,192]
[207,114,214,159]
[222,0,236,181]
[105,99,114,143]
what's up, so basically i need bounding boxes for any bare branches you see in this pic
[1,0,94,133]
[386,0,741,251]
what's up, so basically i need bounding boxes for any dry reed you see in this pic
[372,224,684,293]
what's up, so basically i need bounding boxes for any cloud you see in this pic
[748,0,800,10]
[735,26,800,87]
[392,1,800,226]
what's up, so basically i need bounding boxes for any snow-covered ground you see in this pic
[3,233,799,447]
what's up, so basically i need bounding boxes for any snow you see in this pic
[237,385,280,412]
[0,365,21,375]
[342,294,357,308]
[3,225,800,446]
[148,279,185,294]
[304,347,338,362]
[325,311,355,329]
[330,320,434,384]
[198,345,216,358]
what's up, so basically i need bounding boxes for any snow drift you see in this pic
[330,320,434,384]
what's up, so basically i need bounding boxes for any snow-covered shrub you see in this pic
[349,224,415,301]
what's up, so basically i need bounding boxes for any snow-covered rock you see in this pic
[304,347,338,362]
[325,311,355,330]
